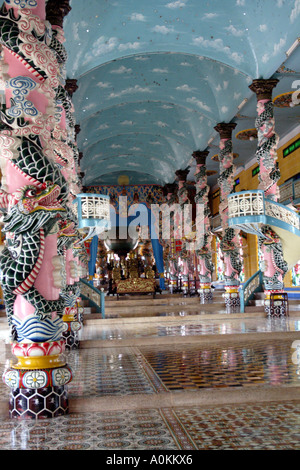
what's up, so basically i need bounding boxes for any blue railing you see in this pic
[239,270,263,313]
[79,278,105,318]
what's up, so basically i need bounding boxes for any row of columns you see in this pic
[162,79,288,315]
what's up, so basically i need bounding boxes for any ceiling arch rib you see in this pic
[72,52,253,124]
[78,100,215,153]
[81,126,197,158]
[87,170,165,186]
[72,52,255,187]
[82,153,178,172]
[81,132,193,179]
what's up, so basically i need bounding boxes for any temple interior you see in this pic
[0,0,299,451]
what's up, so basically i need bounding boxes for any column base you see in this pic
[62,326,80,350]
[264,291,288,317]
[182,276,189,296]
[223,287,240,311]
[198,287,213,304]
[8,386,69,419]
[168,279,177,294]
[62,316,82,350]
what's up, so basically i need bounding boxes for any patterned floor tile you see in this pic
[0,409,182,450]
[1,309,300,450]
[0,402,298,450]
[66,347,156,397]
[139,340,300,391]
[175,402,300,450]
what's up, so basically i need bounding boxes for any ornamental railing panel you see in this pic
[279,181,294,204]
[228,191,264,219]
[228,190,300,237]
[294,180,300,200]
[265,200,299,230]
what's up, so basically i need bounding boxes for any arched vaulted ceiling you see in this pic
[63,0,300,188]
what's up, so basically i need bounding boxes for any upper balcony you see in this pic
[227,189,300,269]
[228,190,300,238]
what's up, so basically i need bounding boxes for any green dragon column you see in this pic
[162,183,179,293]
[249,79,289,316]
[0,0,78,419]
[214,122,242,311]
[175,168,191,295]
[192,150,214,303]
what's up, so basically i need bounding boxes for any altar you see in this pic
[115,278,156,299]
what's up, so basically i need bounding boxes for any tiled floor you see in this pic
[0,308,299,450]
[0,403,298,450]
[79,317,300,341]
[138,340,300,390]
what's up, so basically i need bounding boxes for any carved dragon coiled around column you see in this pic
[258,225,288,290]
[219,228,242,284]
[0,183,67,326]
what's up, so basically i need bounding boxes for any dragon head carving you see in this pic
[260,225,280,245]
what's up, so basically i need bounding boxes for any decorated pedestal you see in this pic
[168,275,177,294]
[3,331,72,419]
[62,306,81,349]
[222,285,240,309]
[198,284,213,304]
[264,291,288,317]
[60,247,82,350]
[193,151,214,304]
[214,124,242,311]
[198,287,213,304]
[259,226,289,317]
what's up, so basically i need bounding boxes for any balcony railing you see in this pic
[279,177,300,205]
[228,190,300,237]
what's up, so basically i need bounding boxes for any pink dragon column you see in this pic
[55,80,83,350]
[249,79,288,316]
[214,123,242,311]
[0,0,76,419]
[163,183,178,293]
[175,169,190,295]
[192,150,214,303]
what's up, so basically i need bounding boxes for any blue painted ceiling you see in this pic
[63,0,300,188]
